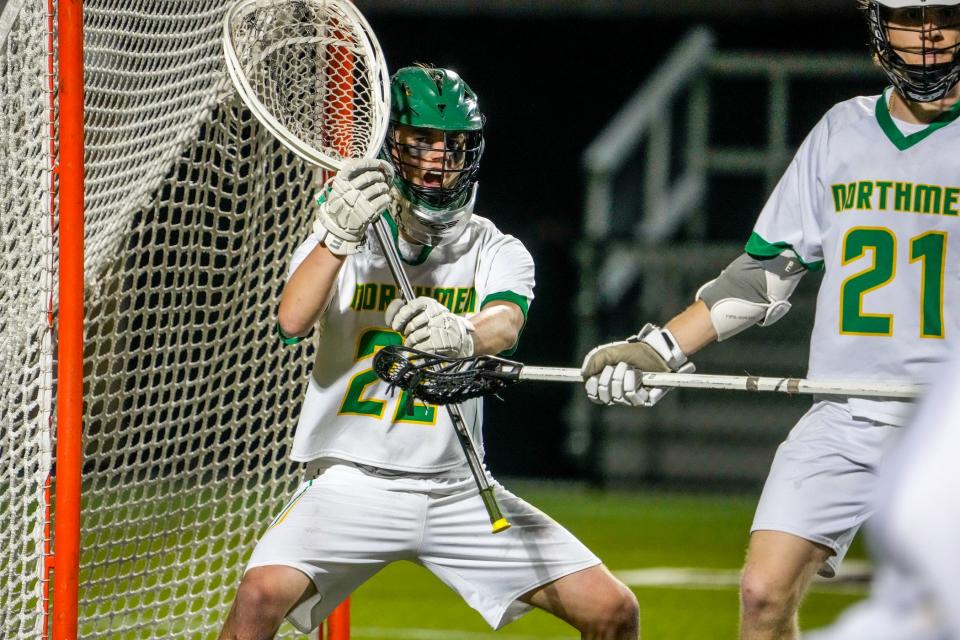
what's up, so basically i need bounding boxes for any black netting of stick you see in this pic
[373,346,521,405]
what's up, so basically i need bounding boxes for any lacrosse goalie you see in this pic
[219,65,638,640]
[582,2,960,638]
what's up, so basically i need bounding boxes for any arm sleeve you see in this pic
[476,233,535,319]
[474,232,535,356]
[747,114,831,271]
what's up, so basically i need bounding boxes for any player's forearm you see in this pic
[664,300,717,357]
[469,301,524,356]
[277,243,344,337]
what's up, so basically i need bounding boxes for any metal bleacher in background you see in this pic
[569,27,882,488]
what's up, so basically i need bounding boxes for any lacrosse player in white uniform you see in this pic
[218,65,638,640]
[805,351,960,640]
[581,2,960,639]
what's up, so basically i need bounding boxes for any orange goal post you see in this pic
[1,0,348,637]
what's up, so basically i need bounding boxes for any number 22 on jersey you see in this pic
[337,328,438,425]
[840,226,947,338]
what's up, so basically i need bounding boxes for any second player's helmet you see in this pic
[385,65,484,246]
[863,0,960,102]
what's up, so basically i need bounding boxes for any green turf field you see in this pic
[72,480,867,638]
[334,483,867,639]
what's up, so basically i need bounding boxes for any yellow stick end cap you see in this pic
[491,519,511,533]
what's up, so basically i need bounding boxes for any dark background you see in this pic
[363,7,878,478]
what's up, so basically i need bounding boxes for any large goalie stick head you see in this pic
[223,0,391,169]
[373,346,523,405]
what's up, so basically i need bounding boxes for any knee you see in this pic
[232,575,292,626]
[581,585,640,638]
[614,588,641,635]
[606,586,640,633]
[740,569,795,624]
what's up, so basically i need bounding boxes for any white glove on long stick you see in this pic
[313,158,394,256]
[386,297,475,358]
[581,323,695,407]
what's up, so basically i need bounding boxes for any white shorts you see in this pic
[752,401,900,578]
[246,462,601,633]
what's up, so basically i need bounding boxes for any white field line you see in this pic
[352,628,572,640]
[616,560,873,596]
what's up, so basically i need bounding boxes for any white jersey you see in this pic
[288,213,535,473]
[749,89,960,425]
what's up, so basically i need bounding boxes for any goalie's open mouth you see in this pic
[421,170,443,187]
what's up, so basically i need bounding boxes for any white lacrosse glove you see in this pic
[313,158,394,256]
[580,323,696,407]
[386,297,475,358]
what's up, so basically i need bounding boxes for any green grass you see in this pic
[343,482,867,639]
[73,480,866,638]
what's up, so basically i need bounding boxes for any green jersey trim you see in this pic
[480,291,531,357]
[382,212,433,266]
[875,89,960,151]
[277,322,305,345]
[745,232,824,272]
[481,291,530,319]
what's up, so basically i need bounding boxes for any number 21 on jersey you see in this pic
[840,226,947,338]
[338,328,438,425]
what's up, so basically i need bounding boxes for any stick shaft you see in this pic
[372,217,415,299]
[371,216,510,533]
[517,366,922,399]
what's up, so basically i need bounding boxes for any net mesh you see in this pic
[225,0,382,166]
[1,1,326,637]
[0,0,55,636]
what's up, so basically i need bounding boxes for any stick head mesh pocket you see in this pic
[223,0,391,169]
[373,346,522,405]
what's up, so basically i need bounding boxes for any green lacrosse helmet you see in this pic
[385,65,485,246]
[389,65,484,131]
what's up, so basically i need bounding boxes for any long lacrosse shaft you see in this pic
[372,217,510,533]
[518,366,922,399]
[372,217,416,300]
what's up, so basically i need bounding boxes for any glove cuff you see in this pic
[633,324,687,371]
[458,315,476,357]
[313,218,363,256]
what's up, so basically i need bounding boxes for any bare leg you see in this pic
[521,564,639,639]
[218,565,314,640]
[739,530,833,640]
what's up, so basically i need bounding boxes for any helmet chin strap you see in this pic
[397,182,478,248]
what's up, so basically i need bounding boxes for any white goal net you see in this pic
[1,1,321,637]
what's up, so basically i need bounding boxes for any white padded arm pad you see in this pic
[696,252,805,341]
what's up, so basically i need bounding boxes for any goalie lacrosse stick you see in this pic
[374,346,924,405]
[223,0,510,533]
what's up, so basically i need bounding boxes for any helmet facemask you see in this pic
[386,124,484,210]
[865,1,960,102]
